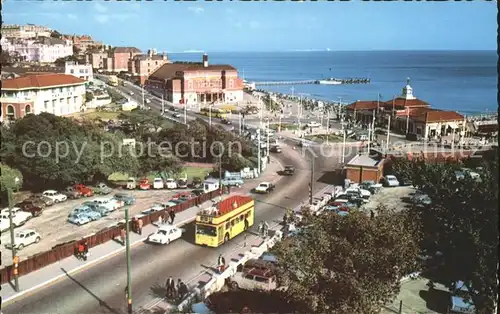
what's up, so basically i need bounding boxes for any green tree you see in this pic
[0,163,23,191]
[54,55,80,67]
[272,209,420,314]
[50,30,62,39]
[85,91,94,103]
[403,155,498,313]
[0,50,14,66]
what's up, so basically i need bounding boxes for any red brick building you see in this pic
[344,154,385,184]
[145,54,244,105]
[128,50,171,85]
[102,47,141,73]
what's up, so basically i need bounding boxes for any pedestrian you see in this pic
[166,276,175,299]
[132,217,138,234]
[178,280,188,300]
[370,210,375,219]
[263,221,269,237]
[217,254,226,274]
[77,242,85,260]
[120,228,126,246]
[282,212,288,226]
[176,279,182,294]
[169,208,176,225]
[258,221,264,237]
[137,218,143,235]
[83,240,89,260]
[157,215,164,226]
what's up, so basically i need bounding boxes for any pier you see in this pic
[253,77,371,86]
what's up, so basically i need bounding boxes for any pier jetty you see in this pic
[253,77,370,86]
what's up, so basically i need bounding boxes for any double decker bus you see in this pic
[107,75,118,86]
[195,195,254,247]
[199,107,228,119]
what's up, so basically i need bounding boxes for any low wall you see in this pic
[0,189,221,285]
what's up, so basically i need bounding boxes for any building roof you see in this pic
[2,73,85,90]
[133,54,167,61]
[346,154,381,167]
[33,37,66,46]
[149,63,237,80]
[113,47,141,53]
[383,98,430,108]
[412,109,464,123]
[346,101,379,111]
[2,66,65,76]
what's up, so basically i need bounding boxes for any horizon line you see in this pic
[162,49,496,54]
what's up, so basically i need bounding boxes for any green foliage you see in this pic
[397,155,498,313]
[54,55,80,67]
[0,50,14,66]
[85,91,94,102]
[0,163,23,191]
[262,94,282,112]
[50,30,62,38]
[272,209,420,313]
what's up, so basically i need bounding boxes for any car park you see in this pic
[165,178,178,189]
[74,184,94,197]
[81,201,110,217]
[68,213,92,225]
[359,181,382,194]
[27,194,54,207]
[147,225,184,245]
[42,190,68,203]
[153,178,164,189]
[93,197,122,212]
[63,186,83,199]
[138,178,151,190]
[4,229,41,250]
[92,182,113,195]
[15,200,44,217]
[345,187,371,201]
[126,178,137,189]
[71,205,102,221]
[113,193,136,205]
[383,175,400,187]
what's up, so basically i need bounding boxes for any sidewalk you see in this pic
[0,157,284,304]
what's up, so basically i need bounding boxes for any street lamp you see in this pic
[7,176,21,292]
[124,207,133,313]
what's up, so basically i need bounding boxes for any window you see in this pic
[235,217,240,224]
[225,222,230,230]
[196,225,216,237]
[70,69,74,74]
[240,215,244,221]
[245,212,250,219]
[73,96,78,103]
[44,100,49,111]
[229,79,234,88]
[67,97,71,105]
[25,104,31,114]
[231,220,235,227]
[6,105,15,120]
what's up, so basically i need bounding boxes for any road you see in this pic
[3,141,352,314]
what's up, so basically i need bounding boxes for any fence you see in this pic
[0,189,220,285]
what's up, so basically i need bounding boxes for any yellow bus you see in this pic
[199,107,228,119]
[108,75,118,86]
[195,195,254,247]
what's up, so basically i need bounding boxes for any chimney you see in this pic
[148,49,153,58]
[203,53,208,68]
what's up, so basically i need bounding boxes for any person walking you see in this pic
[263,221,269,237]
[217,254,226,274]
[157,215,164,226]
[258,221,264,238]
[120,228,126,246]
[166,276,175,299]
[169,208,176,225]
[178,280,188,300]
[77,242,85,260]
[137,218,143,235]
[83,241,89,261]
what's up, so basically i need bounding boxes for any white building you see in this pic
[1,74,86,123]
[65,61,93,81]
[1,37,73,63]
[1,24,52,39]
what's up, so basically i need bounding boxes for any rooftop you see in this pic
[346,100,379,111]
[412,109,464,123]
[346,154,381,167]
[198,195,253,218]
[2,73,85,90]
[149,62,237,80]
[113,47,141,54]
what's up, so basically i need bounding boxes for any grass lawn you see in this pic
[107,166,212,184]
[268,123,300,131]
[305,134,355,143]
[72,110,121,121]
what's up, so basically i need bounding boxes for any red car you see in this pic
[74,184,94,197]
[15,200,44,217]
[138,178,151,190]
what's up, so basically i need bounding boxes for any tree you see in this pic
[54,55,80,67]
[271,209,420,313]
[0,50,14,66]
[0,163,23,191]
[85,91,94,103]
[399,154,498,313]
[50,30,62,39]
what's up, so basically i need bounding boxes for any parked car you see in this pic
[254,182,275,194]
[0,207,33,228]
[5,229,41,250]
[92,182,113,195]
[221,176,244,188]
[147,225,184,245]
[42,190,68,203]
[27,194,54,207]
[270,145,282,153]
[141,204,165,215]
[383,175,400,187]
[306,121,321,128]
[67,213,92,225]
[138,178,151,190]
[126,177,137,189]
[93,197,121,212]
[283,165,295,176]
[15,200,43,217]
[165,178,177,189]
[71,205,102,221]
[62,186,83,199]
[177,179,188,189]
[359,181,382,194]
[153,178,164,189]
[190,177,203,189]
[113,193,136,205]
[172,112,181,118]
[74,184,94,197]
[81,201,110,217]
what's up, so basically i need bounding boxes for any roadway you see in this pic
[3,141,352,314]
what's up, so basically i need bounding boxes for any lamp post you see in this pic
[8,177,20,292]
[124,207,132,314]
[257,129,261,175]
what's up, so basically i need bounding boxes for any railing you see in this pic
[0,189,221,285]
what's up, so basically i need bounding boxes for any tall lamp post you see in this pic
[7,177,21,292]
[124,207,132,313]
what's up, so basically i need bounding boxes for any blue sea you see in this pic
[168,51,497,115]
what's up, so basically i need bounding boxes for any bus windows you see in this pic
[196,224,216,237]
[240,214,244,221]
[231,220,235,227]
[235,217,240,224]
[226,222,230,230]
[245,212,250,219]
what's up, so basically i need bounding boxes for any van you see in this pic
[230,259,278,291]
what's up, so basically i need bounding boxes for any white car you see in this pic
[153,178,164,189]
[345,187,371,200]
[384,175,400,187]
[0,207,33,230]
[165,179,177,189]
[93,197,121,212]
[5,229,41,250]
[129,91,134,95]
[254,182,275,194]
[307,121,321,128]
[145,99,151,104]
[141,204,164,215]
[147,225,183,245]
[42,190,67,203]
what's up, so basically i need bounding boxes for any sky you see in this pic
[3,0,497,52]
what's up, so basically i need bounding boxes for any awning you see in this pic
[447,122,458,129]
